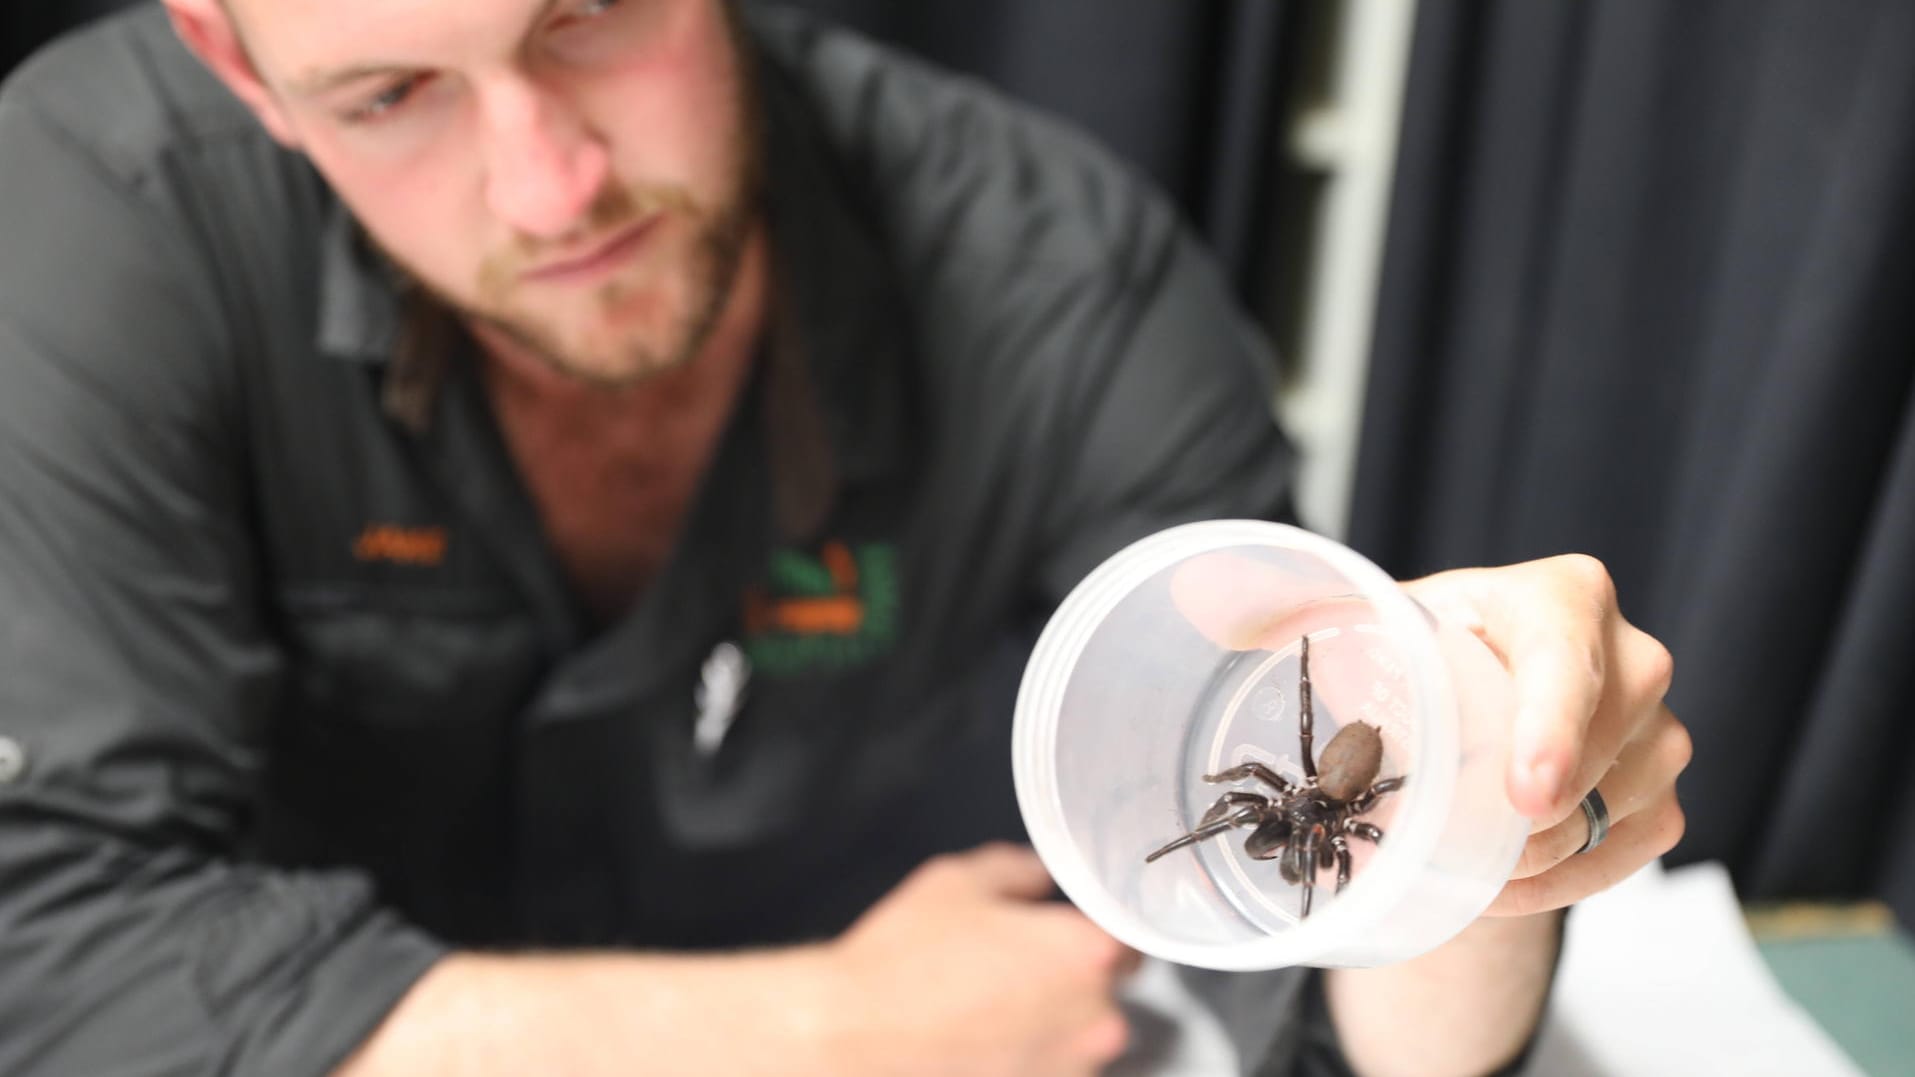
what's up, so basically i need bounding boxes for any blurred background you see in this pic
[727,0,1915,931]
[729,0,1915,945]
[747,6,1915,1068]
[7,0,1914,1067]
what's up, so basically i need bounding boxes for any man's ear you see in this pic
[162,0,301,147]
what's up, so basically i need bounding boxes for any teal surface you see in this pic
[1758,932,1915,1077]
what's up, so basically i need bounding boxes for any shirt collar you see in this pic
[312,199,403,364]
[752,30,918,536]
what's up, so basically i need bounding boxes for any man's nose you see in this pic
[478,77,611,239]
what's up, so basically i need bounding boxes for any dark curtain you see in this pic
[1349,0,1915,926]
[754,0,1300,305]
[1,0,133,80]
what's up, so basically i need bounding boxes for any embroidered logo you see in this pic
[742,540,900,676]
[352,524,448,566]
[692,641,752,759]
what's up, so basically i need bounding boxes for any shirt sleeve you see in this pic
[1031,220,1301,602]
[0,97,445,1076]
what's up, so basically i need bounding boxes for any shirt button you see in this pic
[0,736,26,784]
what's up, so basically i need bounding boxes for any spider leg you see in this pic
[1202,763,1295,796]
[1345,776,1395,816]
[1331,834,1353,893]
[1277,835,1303,883]
[1346,774,1407,816]
[1199,791,1270,826]
[1145,806,1260,863]
[1244,815,1294,859]
[1296,826,1319,918]
[1346,820,1384,844]
[1298,635,1318,783]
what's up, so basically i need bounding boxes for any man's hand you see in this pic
[1325,553,1690,1077]
[1403,553,1691,913]
[337,843,1133,1077]
[822,843,1137,1077]
[1168,546,1689,909]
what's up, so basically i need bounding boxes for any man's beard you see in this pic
[465,176,758,388]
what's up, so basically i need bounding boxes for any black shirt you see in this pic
[0,5,1312,1073]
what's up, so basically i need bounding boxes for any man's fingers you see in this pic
[1070,1009,1132,1070]
[1488,555,1613,817]
[1507,637,1601,817]
[1026,903,1141,980]
[944,842,1058,900]
[920,845,1140,981]
[1528,603,1678,828]
[1485,791,1687,917]
[1511,707,1689,878]
[1547,609,1685,808]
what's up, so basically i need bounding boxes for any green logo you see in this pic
[741,540,900,676]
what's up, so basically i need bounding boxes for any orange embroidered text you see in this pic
[352,524,448,566]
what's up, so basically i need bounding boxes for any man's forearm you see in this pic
[335,947,844,1076]
[1323,911,1563,1077]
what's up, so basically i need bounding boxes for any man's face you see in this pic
[224,0,757,384]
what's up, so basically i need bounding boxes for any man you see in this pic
[0,0,1689,1073]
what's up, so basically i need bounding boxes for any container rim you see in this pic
[1011,519,1462,970]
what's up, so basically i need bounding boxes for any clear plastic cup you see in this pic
[1012,520,1530,970]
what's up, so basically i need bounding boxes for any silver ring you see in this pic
[1575,788,1610,855]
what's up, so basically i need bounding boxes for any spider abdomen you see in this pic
[1316,722,1384,802]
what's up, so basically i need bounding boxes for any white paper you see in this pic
[1108,859,1864,1074]
[1529,859,1866,1076]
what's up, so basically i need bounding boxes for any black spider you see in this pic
[1146,635,1407,918]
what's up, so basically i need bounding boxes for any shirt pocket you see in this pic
[253,584,544,937]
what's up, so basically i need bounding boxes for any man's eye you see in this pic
[345,76,428,124]
[555,0,621,27]
[547,0,641,58]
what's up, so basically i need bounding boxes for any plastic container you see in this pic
[1012,520,1530,970]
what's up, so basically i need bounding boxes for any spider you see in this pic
[1145,635,1407,918]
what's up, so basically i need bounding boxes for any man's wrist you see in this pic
[337,945,856,1077]
[1322,909,1564,1077]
